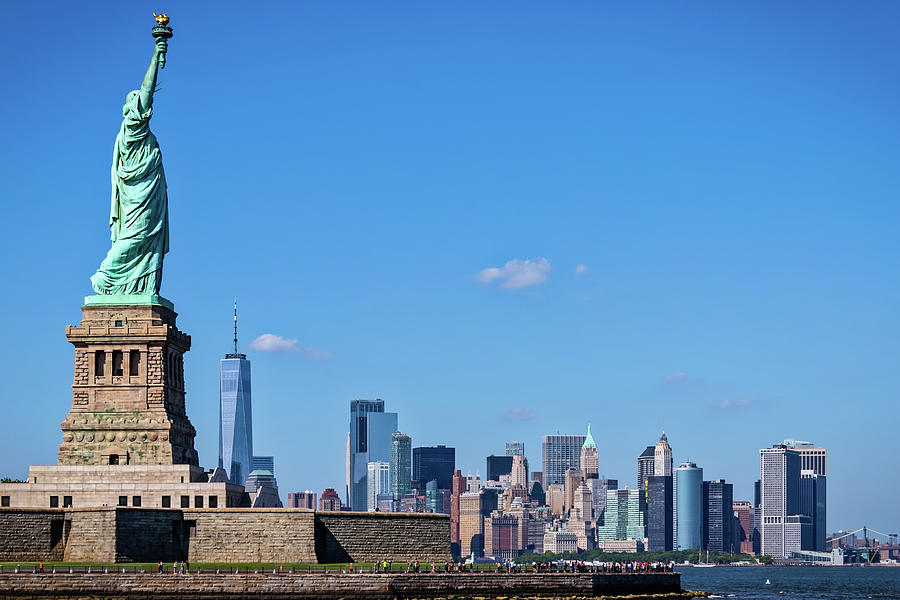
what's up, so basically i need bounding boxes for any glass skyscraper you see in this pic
[702,479,734,552]
[597,488,645,542]
[218,304,279,500]
[506,441,525,457]
[676,461,703,550]
[486,455,514,482]
[800,470,826,551]
[367,461,390,512]
[348,399,398,511]
[390,433,412,501]
[412,445,455,490]
[646,475,674,551]
[219,306,253,486]
[542,433,586,486]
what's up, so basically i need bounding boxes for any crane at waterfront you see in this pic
[828,527,899,563]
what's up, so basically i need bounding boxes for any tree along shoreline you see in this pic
[517,549,770,565]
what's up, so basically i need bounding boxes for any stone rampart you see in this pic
[315,511,450,563]
[184,509,317,564]
[113,508,184,562]
[61,508,116,562]
[0,508,449,564]
[0,509,65,562]
[0,572,685,599]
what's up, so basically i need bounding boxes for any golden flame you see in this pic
[153,13,170,27]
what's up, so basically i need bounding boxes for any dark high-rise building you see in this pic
[800,471,826,551]
[529,480,545,505]
[480,487,500,517]
[703,479,734,552]
[751,479,762,553]
[348,399,398,511]
[486,455,514,482]
[413,445,455,491]
[637,446,655,491]
[646,475,674,551]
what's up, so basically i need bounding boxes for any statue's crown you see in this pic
[153,13,170,27]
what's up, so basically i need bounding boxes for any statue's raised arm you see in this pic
[88,25,173,301]
[138,37,167,113]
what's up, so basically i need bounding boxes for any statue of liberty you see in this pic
[90,22,172,299]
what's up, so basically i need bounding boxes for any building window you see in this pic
[109,454,119,465]
[112,350,123,376]
[181,495,189,508]
[95,351,106,376]
[129,350,140,376]
[194,496,203,508]
[118,496,128,507]
[50,496,59,508]
[208,496,218,508]
[162,496,171,508]
[63,496,72,508]
[132,496,141,507]
[1,496,9,507]
[114,320,123,327]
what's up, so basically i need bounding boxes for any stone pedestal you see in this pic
[58,303,198,466]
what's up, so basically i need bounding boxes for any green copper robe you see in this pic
[90,91,169,295]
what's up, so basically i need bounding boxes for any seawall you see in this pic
[0,508,450,564]
[0,572,686,599]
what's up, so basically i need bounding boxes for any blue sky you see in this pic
[2,2,898,535]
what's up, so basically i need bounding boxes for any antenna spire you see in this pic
[233,299,238,355]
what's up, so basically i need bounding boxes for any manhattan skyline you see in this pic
[1,2,898,535]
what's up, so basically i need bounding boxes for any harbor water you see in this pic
[678,566,900,600]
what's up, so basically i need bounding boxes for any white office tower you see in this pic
[760,444,811,557]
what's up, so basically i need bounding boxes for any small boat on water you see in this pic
[695,549,716,567]
[765,578,771,585]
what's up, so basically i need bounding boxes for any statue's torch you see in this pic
[152,14,173,69]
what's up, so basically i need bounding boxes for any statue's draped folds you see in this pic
[90,91,169,295]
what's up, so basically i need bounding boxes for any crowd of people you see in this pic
[11,559,676,576]
[365,559,676,574]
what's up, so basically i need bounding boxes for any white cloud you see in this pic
[575,264,588,275]
[249,334,298,352]
[665,372,687,384]
[708,398,751,409]
[505,407,536,421]
[249,334,332,359]
[476,258,551,290]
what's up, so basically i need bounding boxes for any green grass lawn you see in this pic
[0,561,464,573]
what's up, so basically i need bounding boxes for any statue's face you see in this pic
[123,91,139,117]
